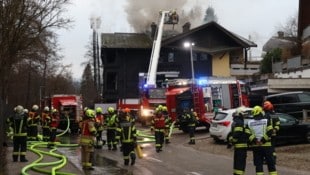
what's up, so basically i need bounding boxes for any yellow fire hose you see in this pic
[22,116,79,175]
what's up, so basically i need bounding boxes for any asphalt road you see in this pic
[58,126,310,175]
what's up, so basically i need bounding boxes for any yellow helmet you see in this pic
[162,106,168,111]
[96,107,103,114]
[108,107,115,113]
[252,106,263,116]
[86,109,95,118]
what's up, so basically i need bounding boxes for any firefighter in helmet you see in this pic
[48,108,60,148]
[27,104,41,141]
[263,100,280,163]
[116,108,137,165]
[105,107,119,150]
[80,109,97,170]
[94,107,105,148]
[6,105,29,162]
[181,108,197,144]
[162,106,172,144]
[228,106,252,175]
[41,106,51,141]
[248,106,277,175]
[151,106,166,152]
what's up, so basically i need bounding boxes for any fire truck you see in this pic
[42,94,83,133]
[118,10,179,125]
[165,77,250,132]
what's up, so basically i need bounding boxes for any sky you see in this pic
[57,0,299,80]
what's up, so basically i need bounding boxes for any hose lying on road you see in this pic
[22,116,79,175]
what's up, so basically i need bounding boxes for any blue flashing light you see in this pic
[197,78,208,86]
[143,84,148,89]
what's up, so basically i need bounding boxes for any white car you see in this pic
[209,107,253,142]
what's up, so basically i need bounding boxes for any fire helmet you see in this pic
[96,107,103,114]
[44,106,50,112]
[32,104,39,111]
[15,105,24,114]
[86,109,95,118]
[108,107,115,113]
[263,101,274,111]
[252,106,263,116]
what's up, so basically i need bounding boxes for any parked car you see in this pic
[265,91,310,120]
[275,112,310,145]
[209,107,252,142]
[210,108,310,145]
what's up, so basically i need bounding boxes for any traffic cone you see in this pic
[135,144,143,159]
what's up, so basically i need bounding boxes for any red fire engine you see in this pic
[165,77,250,132]
[42,94,83,133]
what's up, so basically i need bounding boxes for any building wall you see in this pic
[212,52,230,76]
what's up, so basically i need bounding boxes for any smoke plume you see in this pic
[125,0,204,32]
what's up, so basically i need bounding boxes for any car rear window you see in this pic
[298,93,310,102]
[213,112,228,120]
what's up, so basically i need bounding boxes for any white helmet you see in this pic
[24,108,29,113]
[16,105,24,114]
[44,106,50,112]
[32,104,39,111]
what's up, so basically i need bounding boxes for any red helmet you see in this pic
[123,108,130,113]
[263,101,274,111]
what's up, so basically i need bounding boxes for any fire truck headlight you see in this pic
[141,109,153,117]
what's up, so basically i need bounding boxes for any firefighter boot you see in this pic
[20,155,28,162]
[13,155,18,162]
[130,153,136,165]
[124,159,129,166]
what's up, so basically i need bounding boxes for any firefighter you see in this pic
[105,107,119,150]
[228,106,252,175]
[94,107,105,149]
[27,104,41,141]
[248,106,278,175]
[6,105,29,162]
[116,110,137,166]
[80,109,97,170]
[48,108,60,148]
[162,106,172,144]
[263,100,280,164]
[182,108,197,144]
[41,106,51,142]
[151,106,166,152]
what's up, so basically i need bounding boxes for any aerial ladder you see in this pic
[145,10,179,88]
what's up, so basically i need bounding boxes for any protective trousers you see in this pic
[122,142,136,165]
[28,125,38,140]
[188,125,196,144]
[107,129,117,150]
[155,129,165,152]
[13,136,27,162]
[42,126,50,141]
[253,146,277,175]
[81,145,94,169]
[233,147,247,175]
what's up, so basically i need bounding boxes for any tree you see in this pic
[203,6,218,24]
[260,48,282,74]
[80,63,97,108]
[277,13,298,37]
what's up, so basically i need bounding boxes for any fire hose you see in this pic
[22,116,79,175]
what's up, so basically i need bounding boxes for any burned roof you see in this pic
[101,33,153,49]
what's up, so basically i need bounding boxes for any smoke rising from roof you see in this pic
[124,0,204,32]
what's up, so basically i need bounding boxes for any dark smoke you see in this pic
[124,0,204,32]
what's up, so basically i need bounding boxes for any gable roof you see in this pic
[101,33,152,49]
[162,21,257,48]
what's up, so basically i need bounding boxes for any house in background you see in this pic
[100,21,257,103]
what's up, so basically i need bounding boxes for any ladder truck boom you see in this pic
[146,10,179,88]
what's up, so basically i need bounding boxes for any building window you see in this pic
[168,52,174,62]
[193,52,197,61]
[106,50,116,64]
[200,53,208,61]
[107,72,117,90]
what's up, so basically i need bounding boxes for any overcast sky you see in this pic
[57,0,299,79]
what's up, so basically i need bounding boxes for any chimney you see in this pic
[151,22,157,39]
[277,31,284,38]
[182,22,191,33]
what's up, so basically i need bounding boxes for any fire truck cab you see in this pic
[165,77,249,132]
